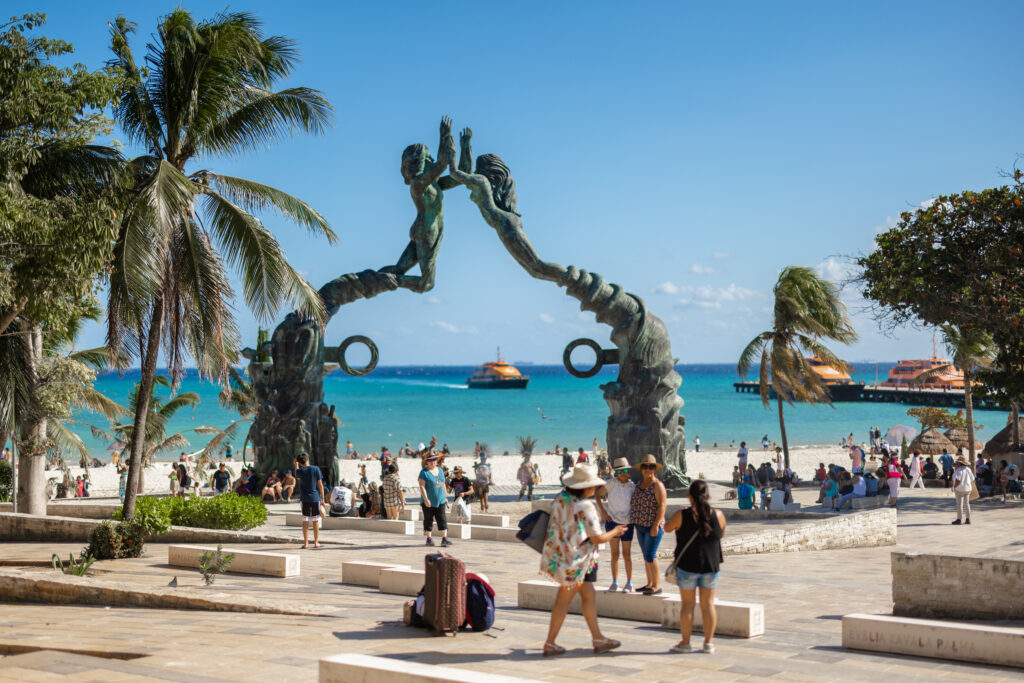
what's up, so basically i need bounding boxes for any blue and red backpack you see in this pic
[464,572,495,631]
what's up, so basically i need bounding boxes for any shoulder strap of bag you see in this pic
[663,509,706,578]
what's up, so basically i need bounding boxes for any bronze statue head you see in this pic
[401,143,432,184]
[475,153,520,216]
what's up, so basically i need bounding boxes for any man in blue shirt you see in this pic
[295,453,325,549]
[737,476,755,510]
[938,450,955,488]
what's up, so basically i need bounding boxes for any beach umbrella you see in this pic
[908,427,956,455]
[884,424,917,446]
[943,427,983,451]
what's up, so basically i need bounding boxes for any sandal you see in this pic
[593,638,621,655]
[542,642,566,657]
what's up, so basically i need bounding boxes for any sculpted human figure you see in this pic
[381,116,459,293]
[447,128,687,487]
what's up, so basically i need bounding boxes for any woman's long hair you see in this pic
[475,153,520,215]
[689,479,713,537]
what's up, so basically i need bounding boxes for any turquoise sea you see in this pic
[74,362,999,461]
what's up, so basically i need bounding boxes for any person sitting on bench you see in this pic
[329,479,356,516]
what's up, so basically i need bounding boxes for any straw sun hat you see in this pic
[611,457,631,471]
[633,454,663,472]
[561,463,605,490]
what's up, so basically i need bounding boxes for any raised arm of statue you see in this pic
[413,116,455,194]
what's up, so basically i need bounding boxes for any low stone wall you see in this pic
[657,508,897,559]
[892,552,1024,620]
[0,512,333,545]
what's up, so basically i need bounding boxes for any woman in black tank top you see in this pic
[663,479,727,654]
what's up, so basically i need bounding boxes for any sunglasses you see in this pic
[640,464,658,470]
[614,468,631,474]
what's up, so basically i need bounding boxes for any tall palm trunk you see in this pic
[16,325,47,515]
[121,299,163,519]
[777,393,790,469]
[964,368,977,466]
[1013,400,1021,451]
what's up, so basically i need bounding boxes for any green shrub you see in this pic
[0,459,11,502]
[85,519,147,560]
[167,494,267,531]
[112,496,171,536]
[111,494,266,532]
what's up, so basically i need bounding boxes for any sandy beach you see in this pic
[60,442,861,498]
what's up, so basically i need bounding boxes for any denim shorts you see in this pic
[675,568,719,590]
[634,525,664,562]
[605,521,634,542]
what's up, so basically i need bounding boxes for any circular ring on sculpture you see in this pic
[338,335,379,376]
[563,338,604,378]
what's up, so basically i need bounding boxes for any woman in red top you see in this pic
[885,455,905,508]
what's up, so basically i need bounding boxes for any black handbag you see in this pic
[516,510,550,553]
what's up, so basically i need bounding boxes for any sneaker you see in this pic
[622,582,633,593]
[703,643,716,654]
[425,537,435,546]
[965,519,971,525]
[951,519,961,525]
[608,582,619,593]
[440,537,453,547]
[670,642,693,653]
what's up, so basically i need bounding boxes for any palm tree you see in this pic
[913,325,995,465]
[105,11,336,518]
[737,266,858,468]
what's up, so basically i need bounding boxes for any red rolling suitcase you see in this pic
[423,552,465,636]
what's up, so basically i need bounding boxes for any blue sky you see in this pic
[38,0,1024,366]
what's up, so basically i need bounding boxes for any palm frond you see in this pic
[70,386,128,420]
[49,420,89,460]
[200,190,325,322]
[205,173,335,241]
[158,392,201,420]
[199,87,333,158]
[68,346,133,373]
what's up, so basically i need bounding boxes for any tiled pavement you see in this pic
[1,487,1023,681]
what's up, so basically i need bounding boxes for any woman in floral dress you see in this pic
[540,464,629,657]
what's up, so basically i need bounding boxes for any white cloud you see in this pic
[673,283,761,309]
[425,296,443,305]
[431,321,478,334]
[690,264,717,275]
[654,281,681,295]
[815,257,857,284]
[713,252,730,260]
[538,313,556,324]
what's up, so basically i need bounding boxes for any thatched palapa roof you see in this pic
[908,426,956,455]
[981,416,1024,458]
[943,427,983,451]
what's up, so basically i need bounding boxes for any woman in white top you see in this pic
[595,457,636,593]
[951,456,976,525]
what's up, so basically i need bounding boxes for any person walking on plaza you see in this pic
[295,453,325,549]
[885,455,905,508]
[630,454,668,595]
[664,479,727,654]
[952,455,975,525]
[594,457,636,593]
[474,453,492,512]
[419,452,452,547]
[540,463,628,657]
[517,455,536,501]
[212,462,231,495]
[908,451,925,490]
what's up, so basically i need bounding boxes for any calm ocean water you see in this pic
[74,362,998,461]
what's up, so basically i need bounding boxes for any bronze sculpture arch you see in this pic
[244,119,687,490]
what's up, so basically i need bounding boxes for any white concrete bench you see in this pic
[842,613,1024,668]
[167,545,299,578]
[661,594,765,638]
[785,502,801,511]
[378,567,425,596]
[284,513,414,534]
[398,508,421,522]
[320,653,537,682]
[516,580,764,638]
[468,525,519,542]
[427,523,471,540]
[851,496,884,510]
[471,513,509,528]
[341,561,409,587]
[530,499,552,513]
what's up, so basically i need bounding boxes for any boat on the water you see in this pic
[882,353,964,390]
[466,348,529,389]
[807,357,864,401]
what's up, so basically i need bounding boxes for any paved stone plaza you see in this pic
[1,486,1022,682]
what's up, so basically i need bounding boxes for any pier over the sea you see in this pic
[733,381,1001,410]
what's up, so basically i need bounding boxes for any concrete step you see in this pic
[167,545,299,578]
[516,580,764,638]
[842,613,1024,668]
[470,513,510,528]
[341,561,409,587]
[378,567,425,596]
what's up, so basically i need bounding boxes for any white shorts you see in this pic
[888,479,900,497]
